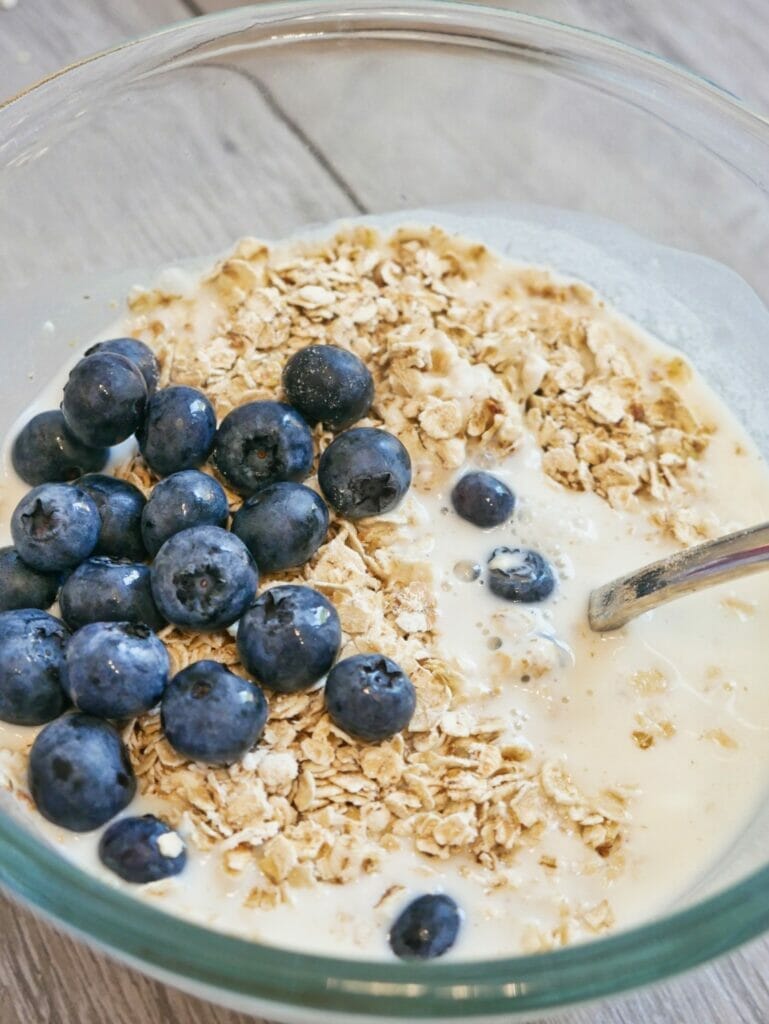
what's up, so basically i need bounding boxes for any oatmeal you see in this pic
[2,221,769,959]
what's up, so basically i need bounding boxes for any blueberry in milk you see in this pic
[85,337,160,396]
[282,344,374,431]
[231,482,328,572]
[138,385,216,477]
[0,547,60,612]
[487,546,556,602]
[389,894,462,960]
[318,427,411,519]
[28,713,136,831]
[161,660,268,765]
[61,351,147,447]
[59,557,166,631]
[63,621,169,720]
[141,470,228,558]
[451,470,515,528]
[99,815,186,884]
[11,483,100,573]
[0,609,69,726]
[150,525,257,630]
[324,653,416,742]
[12,410,108,486]
[78,473,148,562]
[212,400,314,496]
[237,585,341,694]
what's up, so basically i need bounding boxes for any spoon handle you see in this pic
[588,521,769,632]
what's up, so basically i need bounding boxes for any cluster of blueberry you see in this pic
[451,470,556,602]
[0,339,421,901]
[0,337,557,962]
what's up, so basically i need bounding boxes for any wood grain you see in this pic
[2,2,769,1023]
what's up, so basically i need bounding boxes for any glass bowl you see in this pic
[3,2,769,1019]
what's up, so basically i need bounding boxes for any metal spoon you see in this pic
[588,521,769,632]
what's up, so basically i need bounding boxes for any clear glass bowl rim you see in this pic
[2,1,769,1016]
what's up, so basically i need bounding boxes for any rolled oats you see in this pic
[114,224,720,916]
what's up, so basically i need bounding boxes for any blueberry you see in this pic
[141,470,228,558]
[63,622,169,720]
[150,526,257,631]
[486,547,556,602]
[318,427,411,520]
[138,386,216,478]
[0,609,69,725]
[231,483,328,573]
[28,713,136,831]
[389,894,462,960]
[324,653,415,742]
[59,557,166,631]
[11,483,100,573]
[85,338,159,396]
[237,585,340,694]
[12,410,108,486]
[62,352,147,448]
[0,547,59,612]
[451,471,515,528]
[161,660,268,765]
[212,400,314,497]
[282,345,374,431]
[78,474,147,562]
[99,814,186,884]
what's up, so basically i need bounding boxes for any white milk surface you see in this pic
[2,209,769,960]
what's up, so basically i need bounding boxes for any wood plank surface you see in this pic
[2,2,769,1023]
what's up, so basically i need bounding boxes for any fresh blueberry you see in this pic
[141,470,228,558]
[78,474,147,562]
[12,410,108,486]
[0,547,59,612]
[11,483,100,573]
[99,814,186,884]
[212,400,314,497]
[318,427,411,520]
[28,713,136,831]
[486,547,556,602]
[282,345,374,431]
[63,622,169,720]
[85,338,159,396]
[150,526,257,631]
[161,660,268,765]
[138,386,216,478]
[389,894,462,960]
[61,351,147,448]
[324,653,415,742]
[59,557,166,631]
[0,609,69,725]
[451,471,515,528]
[231,483,328,573]
[237,585,341,694]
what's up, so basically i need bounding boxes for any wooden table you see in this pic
[2,2,769,1022]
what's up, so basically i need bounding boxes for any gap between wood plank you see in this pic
[180,0,206,15]
[177,0,368,213]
